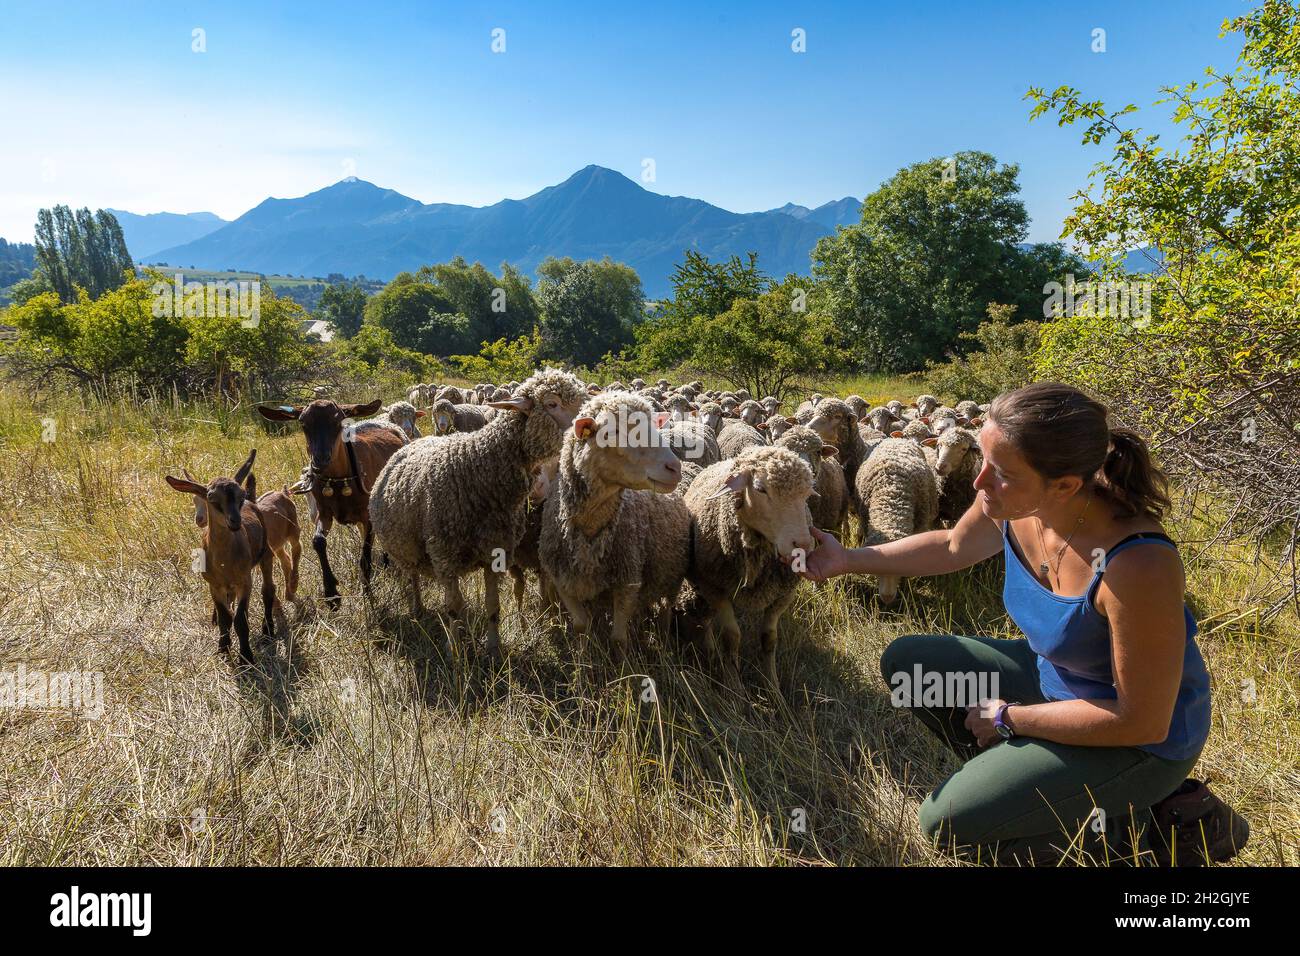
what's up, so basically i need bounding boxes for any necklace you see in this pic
[1035,494,1093,582]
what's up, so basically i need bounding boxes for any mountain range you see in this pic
[131,166,862,297]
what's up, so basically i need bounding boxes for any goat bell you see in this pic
[322,485,334,497]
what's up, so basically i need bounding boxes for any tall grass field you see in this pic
[0,381,1294,866]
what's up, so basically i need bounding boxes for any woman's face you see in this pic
[973,421,1050,520]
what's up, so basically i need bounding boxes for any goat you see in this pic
[257,399,406,609]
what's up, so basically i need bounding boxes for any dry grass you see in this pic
[0,383,1294,866]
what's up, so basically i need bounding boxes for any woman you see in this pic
[802,383,1247,865]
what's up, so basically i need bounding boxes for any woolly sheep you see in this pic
[539,392,691,658]
[717,420,767,459]
[683,445,816,690]
[853,438,938,604]
[430,398,490,436]
[775,425,849,536]
[760,395,780,418]
[844,395,868,420]
[369,368,588,655]
[765,414,795,442]
[805,398,870,507]
[663,418,721,467]
[934,426,982,524]
[914,394,940,417]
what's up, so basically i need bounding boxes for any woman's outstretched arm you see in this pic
[801,497,1004,582]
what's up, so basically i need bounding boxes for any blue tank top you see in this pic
[1002,521,1211,761]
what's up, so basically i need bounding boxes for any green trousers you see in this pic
[881,634,1202,865]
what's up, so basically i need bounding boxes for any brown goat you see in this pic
[257,399,406,608]
[166,450,300,664]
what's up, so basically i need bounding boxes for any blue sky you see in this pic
[0,0,1247,245]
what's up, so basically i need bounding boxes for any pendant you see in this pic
[1038,563,1049,577]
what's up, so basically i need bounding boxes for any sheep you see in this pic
[775,425,849,536]
[508,458,559,618]
[760,395,781,418]
[435,385,466,405]
[885,399,907,420]
[694,401,722,433]
[805,398,870,506]
[257,398,405,608]
[683,445,816,691]
[677,459,704,494]
[429,398,490,436]
[539,392,690,659]
[407,383,432,406]
[736,399,765,428]
[766,414,795,442]
[892,418,939,468]
[914,394,940,417]
[853,438,938,603]
[955,399,981,421]
[359,400,424,441]
[166,450,300,664]
[368,368,588,655]
[662,418,721,467]
[844,395,868,420]
[718,419,767,459]
[864,406,899,434]
[934,426,982,524]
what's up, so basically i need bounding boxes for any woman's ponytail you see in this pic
[1098,427,1172,521]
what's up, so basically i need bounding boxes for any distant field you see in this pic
[0,382,1293,865]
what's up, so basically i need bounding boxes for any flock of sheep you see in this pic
[169,370,987,695]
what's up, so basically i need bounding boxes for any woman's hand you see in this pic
[800,528,853,582]
[965,699,1005,748]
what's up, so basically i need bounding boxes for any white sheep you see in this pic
[682,445,816,691]
[369,368,588,655]
[853,437,938,604]
[539,393,691,659]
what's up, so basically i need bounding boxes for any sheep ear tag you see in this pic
[574,417,597,440]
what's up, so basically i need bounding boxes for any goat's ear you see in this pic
[165,475,207,496]
[922,437,938,447]
[244,472,258,498]
[234,449,257,485]
[821,444,839,459]
[340,399,382,419]
[573,416,596,439]
[488,397,535,414]
[257,404,301,422]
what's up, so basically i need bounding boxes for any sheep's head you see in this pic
[166,449,256,534]
[806,399,857,453]
[568,392,682,494]
[664,394,693,418]
[383,400,424,439]
[844,395,868,419]
[775,424,839,477]
[529,458,559,504]
[914,394,939,417]
[257,399,382,472]
[864,406,897,433]
[766,414,793,441]
[737,399,764,427]
[934,427,978,477]
[697,402,723,434]
[760,395,781,417]
[893,419,935,444]
[493,367,588,465]
[719,446,816,562]
[430,399,457,435]
[885,400,905,418]
[436,385,464,405]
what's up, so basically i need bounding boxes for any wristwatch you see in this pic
[993,702,1020,740]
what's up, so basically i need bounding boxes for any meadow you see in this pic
[0,379,1294,866]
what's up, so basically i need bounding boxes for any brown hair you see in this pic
[988,382,1171,521]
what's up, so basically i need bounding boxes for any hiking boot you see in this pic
[1148,778,1249,866]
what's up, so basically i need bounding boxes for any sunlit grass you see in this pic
[0,383,1292,865]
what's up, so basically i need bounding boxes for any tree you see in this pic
[812,151,1088,372]
[535,256,645,367]
[450,327,544,383]
[318,279,367,338]
[32,205,134,303]
[637,275,845,401]
[1028,0,1300,616]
